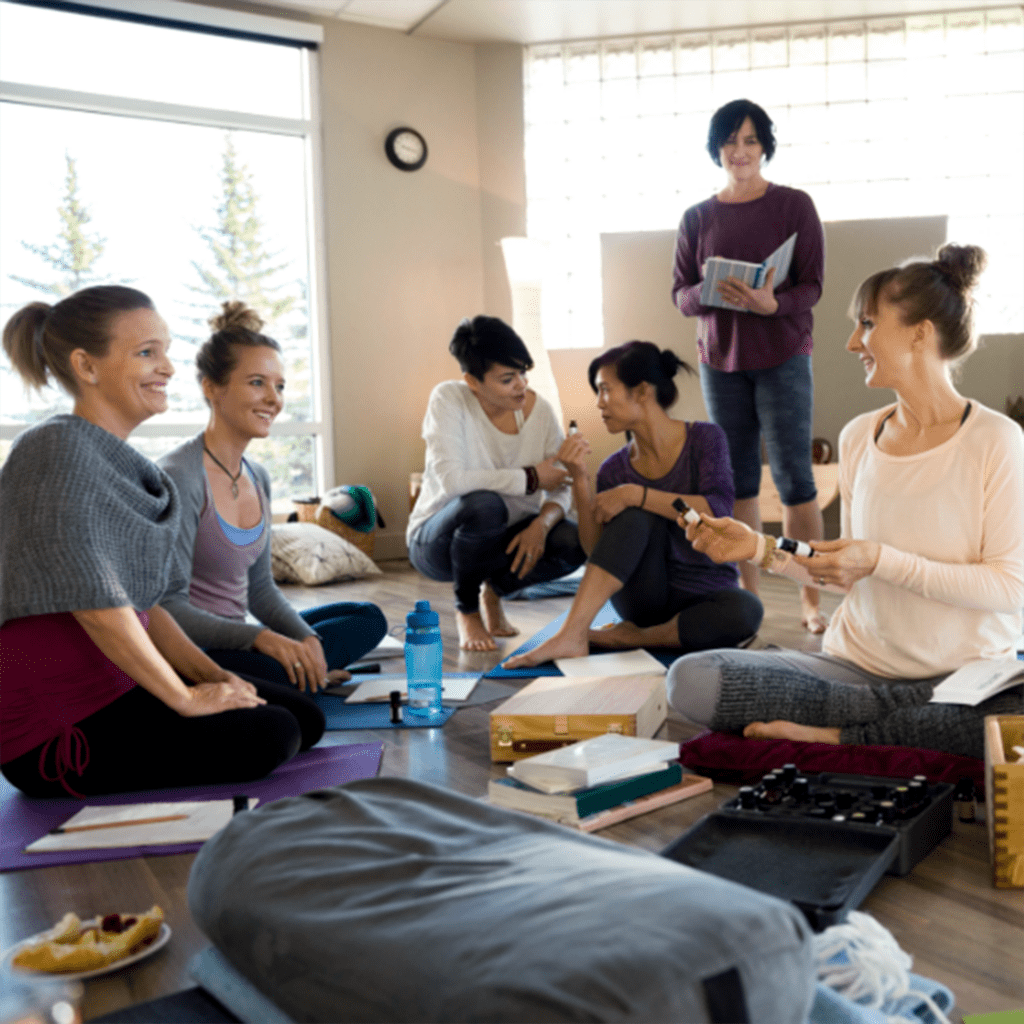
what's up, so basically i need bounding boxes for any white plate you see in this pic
[3,920,171,982]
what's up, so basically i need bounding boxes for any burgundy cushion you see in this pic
[678,731,984,794]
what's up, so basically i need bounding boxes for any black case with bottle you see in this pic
[661,769,954,931]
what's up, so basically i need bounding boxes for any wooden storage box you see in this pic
[490,674,667,762]
[984,714,1024,888]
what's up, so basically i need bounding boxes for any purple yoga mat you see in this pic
[0,742,382,873]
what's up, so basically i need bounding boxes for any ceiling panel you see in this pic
[241,0,1011,41]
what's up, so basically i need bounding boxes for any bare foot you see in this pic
[802,611,829,634]
[588,621,645,649]
[801,591,828,634]
[457,610,498,652]
[503,629,589,669]
[743,720,841,744]
[480,582,519,638]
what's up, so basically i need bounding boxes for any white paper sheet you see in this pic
[929,657,1024,706]
[26,799,256,853]
[345,674,481,703]
[554,649,665,678]
[359,634,405,660]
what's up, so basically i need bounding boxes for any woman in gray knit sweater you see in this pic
[0,286,322,797]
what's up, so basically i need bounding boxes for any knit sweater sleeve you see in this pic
[870,417,1024,614]
[771,190,825,318]
[671,205,706,317]
[422,383,528,498]
[244,463,316,641]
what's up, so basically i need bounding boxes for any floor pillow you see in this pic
[678,731,985,793]
[188,777,815,1024]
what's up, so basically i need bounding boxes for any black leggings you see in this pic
[1,678,325,799]
[589,507,763,650]
[409,490,586,612]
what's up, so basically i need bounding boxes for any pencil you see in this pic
[50,814,189,834]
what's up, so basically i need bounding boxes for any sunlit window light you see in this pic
[524,8,1024,349]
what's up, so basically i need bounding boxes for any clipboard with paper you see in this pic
[700,232,797,311]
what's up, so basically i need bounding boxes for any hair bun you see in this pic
[209,300,264,336]
[658,349,681,379]
[934,244,987,294]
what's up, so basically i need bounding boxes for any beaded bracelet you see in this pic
[759,534,777,570]
[524,465,539,494]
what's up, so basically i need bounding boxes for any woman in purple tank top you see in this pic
[159,303,386,693]
[504,341,762,670]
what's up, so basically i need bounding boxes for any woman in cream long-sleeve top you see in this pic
[667,244,1023,759]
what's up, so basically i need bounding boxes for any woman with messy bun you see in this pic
[505,340,764,669]
[1,287,316,798]
[667,246,1023,758]
[158,301,386,691]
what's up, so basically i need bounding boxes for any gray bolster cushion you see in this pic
[188,778,814,1023]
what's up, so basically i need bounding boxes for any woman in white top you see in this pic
[666,245,1023,758]
[407,316,585,650]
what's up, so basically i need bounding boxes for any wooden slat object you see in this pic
[985,715,1024,888]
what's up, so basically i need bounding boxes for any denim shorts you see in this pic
[699,352,817,505]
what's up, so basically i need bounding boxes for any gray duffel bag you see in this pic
[188,778,814,1023]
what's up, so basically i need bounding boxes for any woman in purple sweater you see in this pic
[673,99,827,633]
[504,342,763,669]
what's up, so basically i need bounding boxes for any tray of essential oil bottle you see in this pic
[718,765,954,876]
[660,811,900,931]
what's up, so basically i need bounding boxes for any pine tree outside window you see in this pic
[0,0,329,503]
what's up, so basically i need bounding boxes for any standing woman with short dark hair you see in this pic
[0,287,318,798]
[407,315,586,651]
[504,340,763,670]
[673,98,828,633]
[158,302,387,691]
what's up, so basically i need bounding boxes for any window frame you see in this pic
[0,0,334,497]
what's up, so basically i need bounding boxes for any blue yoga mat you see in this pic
[312,673,491,730]
[485,603,677,679]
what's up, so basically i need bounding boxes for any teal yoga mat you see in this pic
[485,602,678,679]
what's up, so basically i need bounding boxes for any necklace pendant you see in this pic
[231,481,239,499]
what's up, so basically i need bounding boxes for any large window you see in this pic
[524,8,1024,347]
[0,0,330,501]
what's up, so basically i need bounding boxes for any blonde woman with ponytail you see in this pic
[0,287,316,798]
[158,302,386,692]
[668,245,1023,758]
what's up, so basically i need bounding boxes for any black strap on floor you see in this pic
[702,966,750,1024]
[91,987,241,1024]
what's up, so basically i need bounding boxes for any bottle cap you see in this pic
[407,599,439,629]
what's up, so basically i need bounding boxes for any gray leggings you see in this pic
[666,648,1023,759]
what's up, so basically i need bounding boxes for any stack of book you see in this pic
[487,733,712,832]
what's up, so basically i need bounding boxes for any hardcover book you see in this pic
[699,233,797,311]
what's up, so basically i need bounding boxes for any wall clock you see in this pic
[385,127,427,172]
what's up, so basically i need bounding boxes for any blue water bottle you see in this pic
[405,600,443,717]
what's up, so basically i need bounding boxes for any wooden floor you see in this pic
[2,563,1021,1022]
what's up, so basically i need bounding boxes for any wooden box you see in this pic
[490,674,667,762]
[984,714,1024,888]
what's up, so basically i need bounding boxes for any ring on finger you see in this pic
[293,661,302,669]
